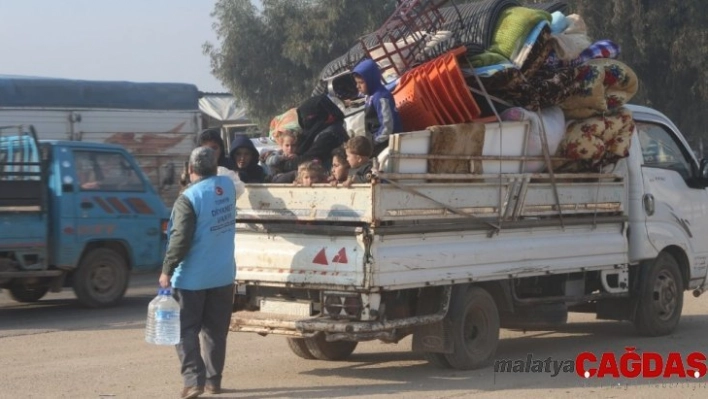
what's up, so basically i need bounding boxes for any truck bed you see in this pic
[235,173,629,291]
[0,180,43,211]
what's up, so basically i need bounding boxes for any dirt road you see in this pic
[1,273,706,399]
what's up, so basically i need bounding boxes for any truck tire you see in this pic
[423,352,452,368]
[286,338,315,360]
[8,284,49,303]
[444,286,500,370]
[73,248,129,308]
[633,252,683,336]
[304,333,358,361]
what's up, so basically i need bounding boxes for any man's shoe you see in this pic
[205,383,221,394]
[181,386,204,399]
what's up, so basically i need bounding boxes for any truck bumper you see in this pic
[231,311,447,336]
[230,287,451,340]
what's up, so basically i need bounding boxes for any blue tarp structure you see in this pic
[0,75,200,110]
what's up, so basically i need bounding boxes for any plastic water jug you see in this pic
[145,288,181,345]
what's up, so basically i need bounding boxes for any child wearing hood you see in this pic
[229,134,266,183]
[352,59,403,156]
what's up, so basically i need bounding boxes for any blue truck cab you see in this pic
[0,126,169,307]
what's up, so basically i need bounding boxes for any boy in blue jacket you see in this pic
[352,59,403,156]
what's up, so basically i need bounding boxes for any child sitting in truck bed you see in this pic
[230,134,266,183]
[328,146,350,186]
[343,136,374,186]
[263,130,299,179]
[294,160,327,187]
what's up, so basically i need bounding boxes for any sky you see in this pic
[0,0,240,93]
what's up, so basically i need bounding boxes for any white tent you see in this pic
[198,93,250,123]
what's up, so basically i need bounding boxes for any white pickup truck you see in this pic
[230,105,708,370]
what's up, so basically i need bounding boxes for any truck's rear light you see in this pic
[324,295,343,316]
[323,292,362,319]
[343,296,363,317]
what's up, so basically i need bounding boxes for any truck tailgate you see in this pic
[235,225,367,288]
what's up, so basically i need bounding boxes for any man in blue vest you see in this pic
[160,146,236,399]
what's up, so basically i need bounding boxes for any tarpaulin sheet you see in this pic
[0,75,199,111]
[199,95,250,123]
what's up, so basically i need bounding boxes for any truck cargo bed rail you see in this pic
[0,126,44,212]
[236,173,625,228]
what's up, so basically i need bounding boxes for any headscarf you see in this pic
[295,95,345,156]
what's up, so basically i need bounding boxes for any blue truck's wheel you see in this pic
[73,248,129,308]
[8,284,49,303]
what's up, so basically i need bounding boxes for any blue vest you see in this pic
[170,175,236,290]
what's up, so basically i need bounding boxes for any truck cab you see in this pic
[0,126,169,307]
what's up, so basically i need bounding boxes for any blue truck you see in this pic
[0,125,169,307]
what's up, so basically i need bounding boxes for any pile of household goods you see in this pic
[313,0,639,173]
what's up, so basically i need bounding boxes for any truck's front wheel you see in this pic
[304,333,358,361]
[633,252,683,336]
[73,248,129,308]
[8,284,49,303]
[444,286,500,370]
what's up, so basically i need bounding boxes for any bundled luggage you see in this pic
[312,0,640,173]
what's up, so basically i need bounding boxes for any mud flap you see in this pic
[411,285,464,354]
[412,319,454,353]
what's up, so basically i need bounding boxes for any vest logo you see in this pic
[215,186,224,196]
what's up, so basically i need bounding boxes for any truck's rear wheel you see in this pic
[633,252,683,336]
[73,248,129,308]
[304,333,358,361]
[286,337,315,359]
[423,352,452,368]
[444,286,499,370]
[8,284,49,303]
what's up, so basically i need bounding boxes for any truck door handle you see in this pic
[643,194,655,216]
[80,201,94,210]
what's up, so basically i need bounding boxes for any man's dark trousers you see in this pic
[174,284,234,388]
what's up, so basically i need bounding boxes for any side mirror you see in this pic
[700,159,708,180]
